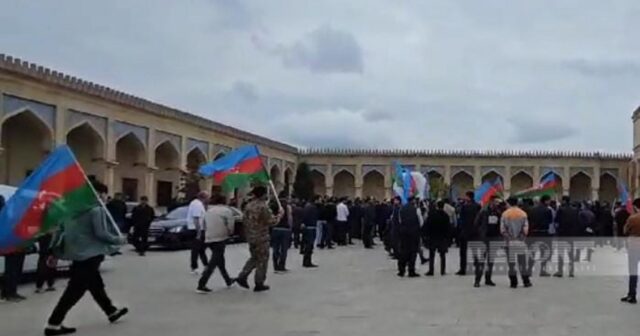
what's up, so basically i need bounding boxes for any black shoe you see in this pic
[473,283,481,288]
[569,273,575,278]
[226,279,235,287]
[196,287,212,294]
[138,252,145,256]
[408,272,420,278]
[621,296,638,304]
[5,294,26,302]
[235,277,250,289]
[485,280,496,287]
[524,282,533,288]
[455,270,466,276]
[303,263,318,268]
[254,284,270,292]
[108,307,129,323]
[553,272,563,278]
[540,271,551,277]
[327,246,335,250]
[397,271,405,277]
[44,325,77,336]
[425,271,434,277]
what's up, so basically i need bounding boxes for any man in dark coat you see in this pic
[291,200,305,249]
[396,198,421,277]
[106,193,128,233]
[456,191,481,275]
[301,197,319,267]
[362,199,377,249]
[472,196,503,287]
[527,195,553,276]
[423,201,451,276]
[130,196,156,256]
[555,196,581,277]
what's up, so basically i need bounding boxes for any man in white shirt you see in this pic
[196,195,235,293]
[187,191,209,275]
[336,198,350,245]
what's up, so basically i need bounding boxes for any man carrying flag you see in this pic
[0,145,128,336]
[199,145,283,292]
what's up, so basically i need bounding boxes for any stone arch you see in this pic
[362,170,385,200]
[310,170,326,196]
[115,132,147,201]
[66,122,105,182]
[451,171,473,201]
[599,173,617,204]
[1,108,54,139]
[333,170,355,198]
[510,171,533,194]
[427,170,445,199]
[67,120,106,145]
[155,141,181,207]
[186,147,207,172]
[270,164,282,192]
[570,171,592,202]
[1,109,53,185]
[482,170,503,184]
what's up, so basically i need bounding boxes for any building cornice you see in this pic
[0,54,298,154]
[300,148,632,160]
[633,105,640,122]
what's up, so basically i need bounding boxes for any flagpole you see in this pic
[68,148,123,237]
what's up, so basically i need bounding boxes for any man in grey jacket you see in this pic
[197,195,235,293]
[45,181,128,336]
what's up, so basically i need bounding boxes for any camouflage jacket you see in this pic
[243,199,277,243]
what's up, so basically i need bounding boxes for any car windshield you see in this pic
[166,206,188,220]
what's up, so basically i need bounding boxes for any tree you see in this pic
[293,162,314,201]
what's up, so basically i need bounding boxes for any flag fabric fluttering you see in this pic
[512,171,560,199]
[0,145,101,252]
[617,179,633,214]
[392,162,428,204]
[474,177,504,206]
[198,145,270,192]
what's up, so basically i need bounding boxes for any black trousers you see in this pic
[190,232,208,270]
[472,241,495,283]
[627,247,640,297]
[48,256,116,326]
[362,223,374,248]
[271,228,292,271]
[36,253,56,289]
[527,233,551,275]
[320,221,334,248]
[292,226,302,248]
[458,238,468,272]
[198,242,232,288]
[132,224,150,253]
[396,235,419,274]
[1,253,25,298]
[429,248,447,275]
[556,239,579,276]
[506,244,531,285]
[336,220,348,245]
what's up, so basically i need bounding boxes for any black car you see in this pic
[145,205,245,249]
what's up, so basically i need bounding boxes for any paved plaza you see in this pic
[1,242,639,336]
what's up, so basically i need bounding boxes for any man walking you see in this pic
[271,198,292,273]
[501,197,532,288]
[456,192,481,275]
[45,181,128,336]
[396,198,421,278]
[187,192,209,275]
[236,186,282,292]
[197,195,235,293]
[527,195,553,276]
[130,196,155,256]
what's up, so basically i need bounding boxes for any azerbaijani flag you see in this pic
[475,177,504,206]
[617,180,633,214]
[513,171,560,199]
[198,145,270,192]
[0,145,100,252]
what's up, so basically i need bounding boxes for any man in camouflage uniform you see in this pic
[236,186,282,292]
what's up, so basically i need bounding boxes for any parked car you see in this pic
[145,205,245,249]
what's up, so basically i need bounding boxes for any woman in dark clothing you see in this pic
[422,201,451,276]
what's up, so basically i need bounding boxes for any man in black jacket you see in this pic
[130,196,156,256]
[527,195,553,276]
[472,196,503,287]
[423,201,452,276]
[456,191,481,275]
[396,198,421,278]
[362,199,377,249]
[555,196,580,277]
[301,197,319,267]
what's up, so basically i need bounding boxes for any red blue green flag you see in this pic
[0,145,100,253]
[198,145,270,192]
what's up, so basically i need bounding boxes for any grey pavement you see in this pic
[1,242,639,336]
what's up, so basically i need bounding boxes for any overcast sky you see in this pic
[1,0,638,151]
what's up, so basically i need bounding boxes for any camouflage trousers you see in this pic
[239,241,270,285]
